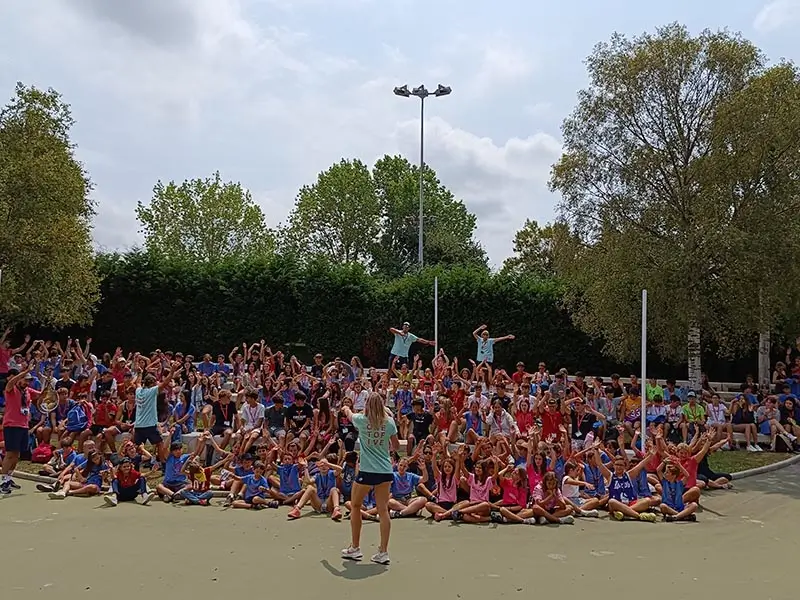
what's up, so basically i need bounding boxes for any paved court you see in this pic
[2,464,798,600]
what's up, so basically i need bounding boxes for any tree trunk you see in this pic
[687,323,702,391]
[758,330,771,395]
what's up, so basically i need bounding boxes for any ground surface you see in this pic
[2,463,798,600]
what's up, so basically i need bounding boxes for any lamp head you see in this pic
[393,85,411,97]
[434,84,452,97]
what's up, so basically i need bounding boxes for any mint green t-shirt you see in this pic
[352,412,397,474]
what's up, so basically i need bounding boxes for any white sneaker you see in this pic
[755,444,763,452]
[580,509,599,518]
[787,433,797,442]
[48,490,66,500]
[559,515,575,525]
[721,442,731,451]
[371,551,390,565]
[103,494,118,507]
[341,546,363,561]
[141,491,156,506]
[746,444,757,452]
[537,516,547,525]
[522,517,537,525]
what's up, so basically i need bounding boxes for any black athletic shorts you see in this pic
[355,471,393,486]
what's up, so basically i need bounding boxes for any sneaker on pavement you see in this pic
[611,511,624,521]
[48,490,66,500]
[141,491,156,506]
[559,515,575,525]
[371,552,390,565]
[287,507,301,519]
[0,481,11,495]
[7,479,20,490]
[686,514,697,522]
[104,494,118,507]
[36,483,55,493]
[663,515,676,522]
[522,517,536,525]
[341,546,363,561]
[639,512,657,522]
[580,509,599,518]
[389,510,402,519]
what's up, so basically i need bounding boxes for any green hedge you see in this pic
[22,252,758,379]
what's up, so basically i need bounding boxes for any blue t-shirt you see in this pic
[164,453,189,485]
[278,463,301,494]
[84,463,108,487]
[241,474,269,499]
[476,338,495,363]
[390,332,418,358]
[661,478,685,511]
[135,386,159,428]
[341,464,356,496]
[391,471,421,499]
[173,403,195,431]
[583,464,606,496]
[608,472,637,503]
[197,362,217,377]
[315,470,337,500]
[352,413,397,474]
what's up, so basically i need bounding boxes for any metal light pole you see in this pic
[393,84,452,268]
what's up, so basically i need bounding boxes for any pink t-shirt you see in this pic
[468,472,493,503]
[526,466,544,491]
[532,481,563,510]
[436,473,458,503]
[500,478,528,507]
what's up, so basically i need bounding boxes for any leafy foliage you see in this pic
[549,24,800,374]
[284,159,380,263]
[501,220,572,278]
[0,83,100,327]
[136,172,275,263]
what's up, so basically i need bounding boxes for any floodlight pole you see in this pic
[393,84,452,269]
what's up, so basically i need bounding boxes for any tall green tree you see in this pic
[136,172,274,263]
[284,159,380,263]
[0,83,100,327]
[549,24,791,388]
[501,219,571,278]
[371,155,486,277]
[703,63,800,391]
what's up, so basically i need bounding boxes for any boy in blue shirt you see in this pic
[155,442,192,502]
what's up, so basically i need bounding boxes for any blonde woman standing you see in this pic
[341,392,399,565]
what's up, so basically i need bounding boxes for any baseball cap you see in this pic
[687,390,696,398]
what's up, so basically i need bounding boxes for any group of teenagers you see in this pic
[1,324,792,561]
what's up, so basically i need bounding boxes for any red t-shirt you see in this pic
[511,371,526,385]
[2,386,36,429]
[0,347,10,375]
[446,389,466,413]
[94,401,118,427]
[540,410,563,441]
[117,468,142,489]
[680,456,698,488]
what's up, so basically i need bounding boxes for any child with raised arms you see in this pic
[594,447,658,522]
[232,461,278,509]
[657,456,698,522]
[287,456,343,520]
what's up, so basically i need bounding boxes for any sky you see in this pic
[1,0,799,268]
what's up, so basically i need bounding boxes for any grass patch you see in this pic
[708,451,788,474]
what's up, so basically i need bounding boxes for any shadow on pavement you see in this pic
[732,462,800,500]
[320,559,388,580]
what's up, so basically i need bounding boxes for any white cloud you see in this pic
[0,0,563,266]
[753,0,800,33]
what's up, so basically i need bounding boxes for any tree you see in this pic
[0,83,100,328]
[283,159,380,263]
[501,219,571,278]
[548,24,795,389]
[702,63,800,391]
[136,172,274,263]
[371,155,487,277]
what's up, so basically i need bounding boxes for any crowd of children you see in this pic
[2,326,799,525]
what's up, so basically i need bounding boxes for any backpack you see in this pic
[32,443,54,464]
[66,404,89,432]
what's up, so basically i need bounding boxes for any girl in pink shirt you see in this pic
[437,456,495,522]
[427,447,462,520]
[530,471,575,525]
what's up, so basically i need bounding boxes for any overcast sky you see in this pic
[1,0,798,267]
